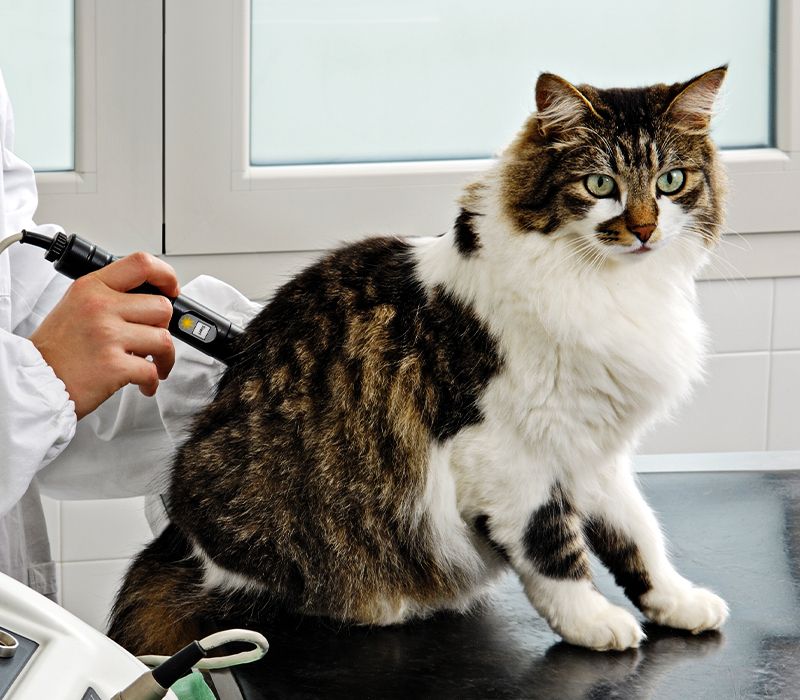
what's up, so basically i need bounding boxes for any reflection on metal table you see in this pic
[212,471,800,699]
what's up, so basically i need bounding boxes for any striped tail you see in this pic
[107,524,214,656]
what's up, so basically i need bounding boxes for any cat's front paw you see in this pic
[640,584,728,634]
[553,600,645,652]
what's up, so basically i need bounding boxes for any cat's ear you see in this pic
[666,66,727,133]
[535,73,601,138]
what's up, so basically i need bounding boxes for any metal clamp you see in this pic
[0,630,18,658]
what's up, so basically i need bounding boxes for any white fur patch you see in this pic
[193,541,267,594]
[412,440,487,583]
[526,577,644,651]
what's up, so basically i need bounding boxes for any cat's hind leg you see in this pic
[574,458,729,634]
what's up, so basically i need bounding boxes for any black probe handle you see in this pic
[49,233,244,364]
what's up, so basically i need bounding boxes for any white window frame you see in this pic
[31,1,797,295]
[32,0,162,256]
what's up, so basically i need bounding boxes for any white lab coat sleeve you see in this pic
[0,331,77,518]
[36,275,263,500]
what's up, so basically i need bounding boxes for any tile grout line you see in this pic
[764,278,777,450]
[57,498,64,566]
[55,499,63,606]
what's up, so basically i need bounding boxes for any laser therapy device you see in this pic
[0,229,245,364]
[0,232,266,698]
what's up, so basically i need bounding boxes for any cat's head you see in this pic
[498,67,727,264]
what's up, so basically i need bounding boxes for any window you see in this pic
[250,0,772,167]
[0,0,74,171]
[0,0,162,256]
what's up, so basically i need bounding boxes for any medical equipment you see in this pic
[0,572,267,699]
[0,230,244,364]
[0,571,180,699]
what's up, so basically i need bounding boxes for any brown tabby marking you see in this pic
[454,209,481,256]
[473,514,511,563]
[523,486,591,581]
[108,527,209,652]
[584,517,652,608]
[454,181,489,255]
[596,198,660,248]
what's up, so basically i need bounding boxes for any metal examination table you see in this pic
[206,471,800,699]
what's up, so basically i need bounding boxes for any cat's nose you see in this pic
[629,223,656,244]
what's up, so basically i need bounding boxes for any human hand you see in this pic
[30,252,180,419]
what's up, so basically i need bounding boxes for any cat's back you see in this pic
[219,234,501,440]
[159,238,500,620]
[165,235,501,609]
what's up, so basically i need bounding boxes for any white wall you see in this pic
[642,277,800,453]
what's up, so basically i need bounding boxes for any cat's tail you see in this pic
[107,524,216,656]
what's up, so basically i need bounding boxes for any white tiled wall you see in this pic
[640,276,800,454]
[44,276,800,632]
[41,495,152,631]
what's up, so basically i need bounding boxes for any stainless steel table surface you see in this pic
[227,470,800,699]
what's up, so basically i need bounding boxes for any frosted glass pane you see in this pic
[251,0,772,166]
[0,0,74,171]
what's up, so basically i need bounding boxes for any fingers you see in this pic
[123,324,176,380]
[99,255,178,384]
[118,292,174,328]
[124,354,161,397]
[94,252,180,298]
[30,252,182,419]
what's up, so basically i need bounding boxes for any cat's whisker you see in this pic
[570,242,606,279]
[675,233,746,283]
[570,241,598,275]
[703,247,747,282]
[718,226,752,252]
[682,222,747,261]
[537,237,599,284]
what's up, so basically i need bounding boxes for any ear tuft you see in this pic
[666,65,727,133]
[535,73,600,138]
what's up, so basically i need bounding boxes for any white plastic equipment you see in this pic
[0,572,178,700]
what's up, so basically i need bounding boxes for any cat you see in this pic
[109,66,730,654]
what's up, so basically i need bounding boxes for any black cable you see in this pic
[19,229,55,250]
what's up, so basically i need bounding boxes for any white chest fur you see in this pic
[481,283,704,466]
[413,212,708,469]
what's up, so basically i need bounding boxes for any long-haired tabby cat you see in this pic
[110,67,729,653]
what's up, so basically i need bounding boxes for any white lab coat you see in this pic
[0,69,259,596]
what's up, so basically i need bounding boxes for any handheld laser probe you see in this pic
[1,229,244,364]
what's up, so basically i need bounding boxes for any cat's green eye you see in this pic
[656,169,686,195]
[584,174,617,198]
